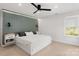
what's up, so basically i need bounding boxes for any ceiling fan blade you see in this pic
[33,10,38,14]
[40,9,51,11]
[31,3,38,9]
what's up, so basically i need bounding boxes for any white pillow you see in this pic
[25,32,33,36]
[36,31,39,34]
[16,34,19,37]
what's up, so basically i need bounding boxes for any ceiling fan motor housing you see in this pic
[38,5,41,10]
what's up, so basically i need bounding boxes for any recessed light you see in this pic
[18,3,22,6]
[54,5,58,9]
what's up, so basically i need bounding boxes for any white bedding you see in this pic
[15,34,52,55]
[16,34,51,43]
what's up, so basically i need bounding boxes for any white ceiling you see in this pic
[0,3,79,18]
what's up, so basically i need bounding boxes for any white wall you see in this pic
[39,10,79,46]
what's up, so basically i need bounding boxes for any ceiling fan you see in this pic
[31,3,51,14]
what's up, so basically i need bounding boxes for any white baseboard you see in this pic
[53,39,79,46]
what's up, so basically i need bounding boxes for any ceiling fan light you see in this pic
[18,3,22,6]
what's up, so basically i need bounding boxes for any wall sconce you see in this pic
[7,22,11,27]
[36,24,38,28]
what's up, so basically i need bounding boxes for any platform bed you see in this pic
[15,32,52,55]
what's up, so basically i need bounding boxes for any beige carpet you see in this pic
[0,41,79,56]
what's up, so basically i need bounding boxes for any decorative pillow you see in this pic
[18,32,26,37]
[33,31,38,34]
[25,32,33,36]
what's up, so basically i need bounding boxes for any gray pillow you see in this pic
[18,32,26,37]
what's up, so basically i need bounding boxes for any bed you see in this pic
[15,32,52,55]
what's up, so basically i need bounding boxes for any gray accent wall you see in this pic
[3,12,38,33]
[0,11,3,44]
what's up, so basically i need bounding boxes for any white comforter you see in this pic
[15,34,52,55]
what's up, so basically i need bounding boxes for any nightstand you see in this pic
[4,33,15,46]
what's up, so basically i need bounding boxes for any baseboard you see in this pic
[53,39,79,47]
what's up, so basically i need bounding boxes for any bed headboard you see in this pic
[3,12,38,33]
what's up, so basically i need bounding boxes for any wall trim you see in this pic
[53,39,79,46]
